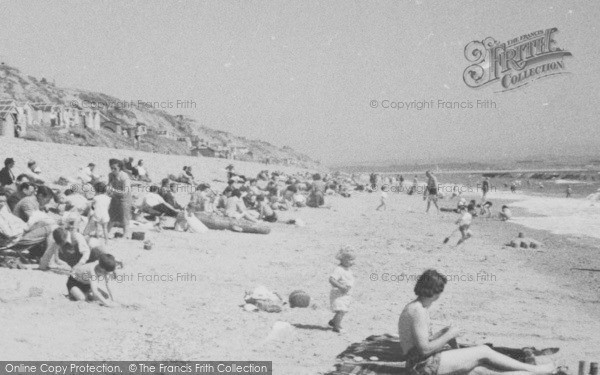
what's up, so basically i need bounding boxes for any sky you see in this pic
[0,0,599,166]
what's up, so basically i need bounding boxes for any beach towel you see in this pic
[325,335,559,375]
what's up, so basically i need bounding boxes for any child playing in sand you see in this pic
[479,201,492,218]
[499,205,512,221]
[328,246,355,333]
[376,187,388,211]
[456,206,472,245]
[90,182,111,243]
[68,253,117,307]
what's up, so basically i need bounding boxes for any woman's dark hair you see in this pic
[36,185,55,199]
[313,173,321,180]
[109,159,123,170]
[232,189,242,198]
[94,182,107,194]
[149,185,160,193]
[98,253,117,272]
[414,269,447,298]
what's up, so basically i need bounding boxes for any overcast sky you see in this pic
[1,0,598,166]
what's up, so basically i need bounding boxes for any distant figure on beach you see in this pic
[328,246,355,333]
[398,269,555,375]
[376,186,388,211]
[134,123,143,149]
[566,185,572,198]
[423,171,440,213]
[409,175,418,195]
[456,206,473,245]
[499,205,512,221]
[479,201,492,218]
[481,177,490,202]
[510,181,517,193]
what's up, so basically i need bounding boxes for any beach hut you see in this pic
[0,100,31,137]
[0,102,18,137]
[31,103,63,127]
[192,146,216,157]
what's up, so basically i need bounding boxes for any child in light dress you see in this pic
[91,182,111,243]
[328,246,356,333]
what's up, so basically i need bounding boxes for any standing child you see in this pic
[376,187,388,211]
[566,185,572,198]
[456,206,473,245]
[91,182,111,243]
[328,246,355,333]
[480,201,493,218]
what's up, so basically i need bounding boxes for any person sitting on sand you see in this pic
[7,180,34,212]
[78,163,100,186]
[328,246,355,333]
[225,189,258,222]
[479,201,492,218]
[62,189,90,215]
[423,171,440,214]
[24,160,45,185]
[398,269,555,375]
[188,183,214,213]
[68,253,117,307]
[256,194,277,222]
[13,185,54,223]
[456,206,473,246]
[499,205,512,221]
[0,157,16,189]
[142,185,180,223]
[135,160,152,183]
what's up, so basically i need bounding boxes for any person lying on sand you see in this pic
[67,253,117,307]
[398,269,555,375]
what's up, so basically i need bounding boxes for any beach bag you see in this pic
[0,205,26,248]
[186,214,209,233]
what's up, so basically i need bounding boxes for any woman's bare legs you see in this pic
[437,346,554,375]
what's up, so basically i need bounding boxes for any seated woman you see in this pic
[142,185,180,218]
[398,269,555,375]
[225,189,258,222]
[188,183,215,213]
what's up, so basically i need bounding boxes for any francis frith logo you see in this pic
[463,28,572,92]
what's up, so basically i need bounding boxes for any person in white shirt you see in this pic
[142,185,180,219]
[78,163,100,185]
[135,160,151,182]
[456,206,473,245]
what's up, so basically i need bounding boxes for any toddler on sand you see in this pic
[328,246,355,333]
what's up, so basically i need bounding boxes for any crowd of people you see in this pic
[0,155,362,306]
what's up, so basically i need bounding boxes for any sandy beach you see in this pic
[1,145,599,373]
